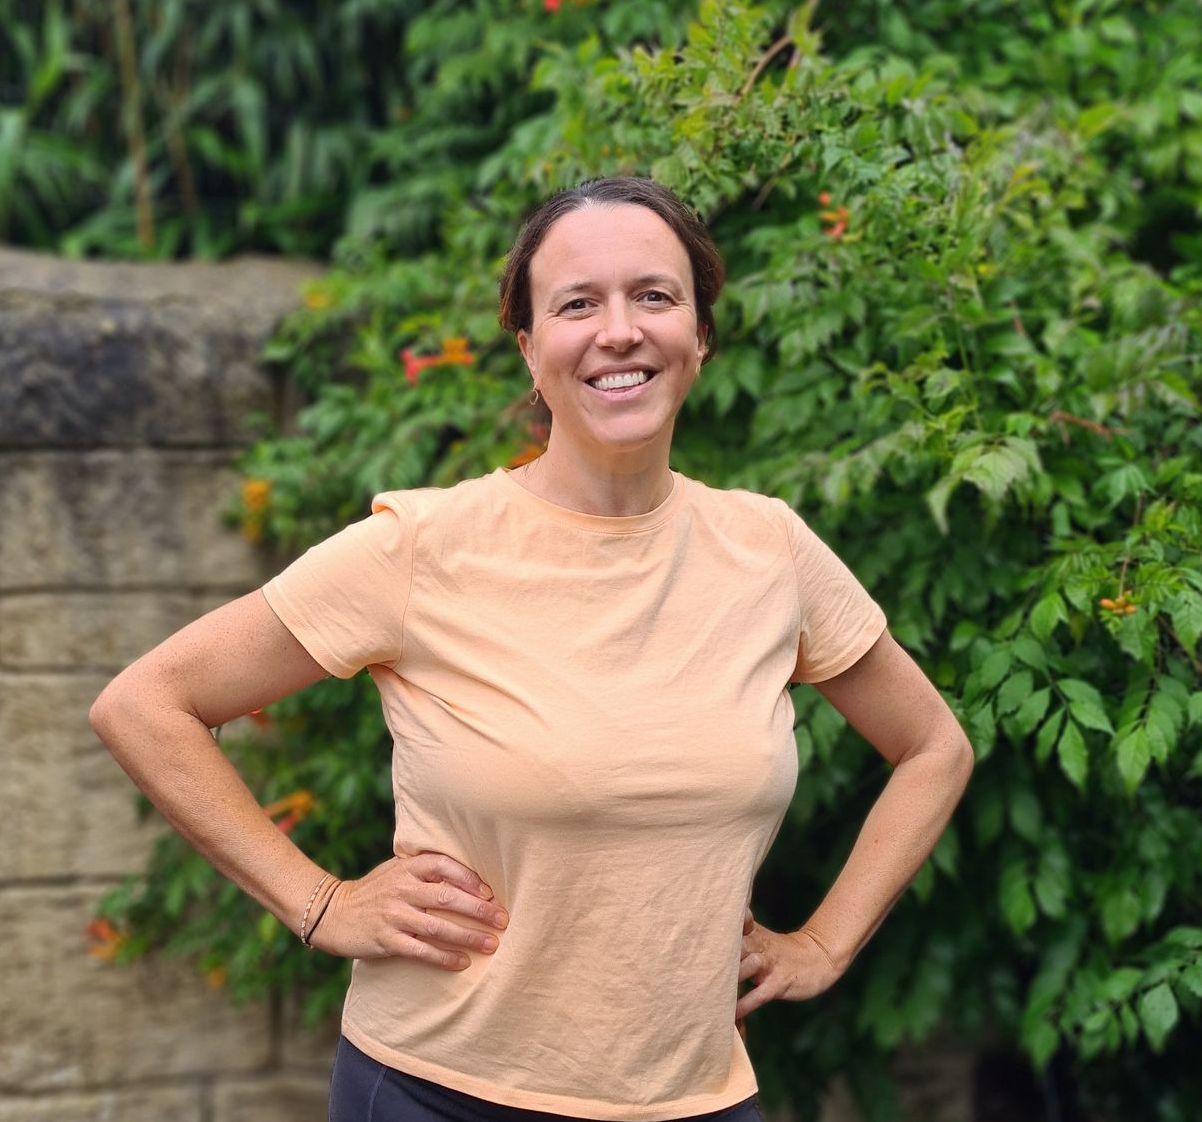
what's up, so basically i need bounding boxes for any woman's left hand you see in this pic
[734,909,845,1028]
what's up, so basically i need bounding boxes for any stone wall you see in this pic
[0,249,337,1122]
[0,248,979,1122]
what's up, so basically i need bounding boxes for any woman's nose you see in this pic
[596,299,643,349]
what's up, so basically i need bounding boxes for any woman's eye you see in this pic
[643,291,671,303]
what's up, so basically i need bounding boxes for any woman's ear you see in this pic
[517,329,536,376]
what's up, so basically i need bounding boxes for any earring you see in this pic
[529,386,540,406]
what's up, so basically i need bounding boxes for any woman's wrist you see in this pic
[794,924,847,974]
[299,871,341,946]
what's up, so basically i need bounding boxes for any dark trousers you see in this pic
[329,1035,765,1122]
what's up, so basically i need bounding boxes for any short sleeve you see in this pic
[260,492,414,679]
[778,501,888,684]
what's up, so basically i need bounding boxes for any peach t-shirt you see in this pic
[260,465,886,1121]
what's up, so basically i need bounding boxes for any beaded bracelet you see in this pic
[304,883,338,947]
[299,872,334,947]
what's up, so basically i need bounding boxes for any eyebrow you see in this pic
[547,273,685,305]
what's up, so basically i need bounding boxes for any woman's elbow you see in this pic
[948,728,975,792]
[89,679,130,745]
[88,667,149,745]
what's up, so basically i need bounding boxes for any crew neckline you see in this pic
[492,465,684,534]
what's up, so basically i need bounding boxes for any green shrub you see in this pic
[92,2,1202,1118]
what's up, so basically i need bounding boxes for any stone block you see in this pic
[0,450,275,590]
[0,673,166,879]
[211,1075,330,1122]
[0,248,322,451]
[0,885,272,1090]
[0,248,321,326]
[0,296,275,449]
[0,592,197,671]
[279,991,341,1073]
[0,1086,202,1122]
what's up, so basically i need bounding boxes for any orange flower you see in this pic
[86,917,128,961]
[242,478,271,513]
[205,965,228,989]
[818,191,831,205]
[263,789,316,833]
[302,288,332,311]
[401,338,476,385]
[544,0,560,10]
[820,202,850,240]
[400,348,431,385]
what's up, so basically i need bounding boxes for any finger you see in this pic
[408,852,495,899]
[393,932,471,971]
[408,908,501,953]
[419,879,509,930]
[738,953,762,983]
[735,981,776,1021]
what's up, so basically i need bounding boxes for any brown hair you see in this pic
[497,176,726,367]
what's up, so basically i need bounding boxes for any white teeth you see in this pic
[589,370,650,391]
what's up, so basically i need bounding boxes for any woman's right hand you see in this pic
[309,852,509,969]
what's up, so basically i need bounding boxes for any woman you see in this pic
[90,176,973,1122]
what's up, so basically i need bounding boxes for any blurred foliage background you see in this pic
[9,1,1200,1119]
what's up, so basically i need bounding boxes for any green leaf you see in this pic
[1011,636,1048,672]
[1000,856,1036,935]
[1033,844,1069,918]
[1013,687,1051,736]
[1115,728,1153,792]
[926,474,955,535]
[1023,1019,1059,1069]
[1179,963,1202,999]
[1035,708,1065,764]
[978,648,1012,691]
[1102,967,1144,1003]
[1101,885,1141,944]
[1029,593,1066,643]
[1137,983,1179,1051]
[1165,927,1202,949]
[997,670,1034,716]
[1120,1004,1141,1044]
[1169,591,1202,654]
[1009,787,1043,843]
[1058,678,1114,735]
[1057,720,1088,789]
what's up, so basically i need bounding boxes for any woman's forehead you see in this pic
[530,204,692,293]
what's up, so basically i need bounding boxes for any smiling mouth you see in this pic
[585,370,658,393]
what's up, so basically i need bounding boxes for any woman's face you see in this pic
[517,203,708,462]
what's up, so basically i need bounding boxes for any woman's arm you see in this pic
[736,629,973,1018]
[89,590,508,966]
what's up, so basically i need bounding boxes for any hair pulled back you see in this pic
[497,177,726,367]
